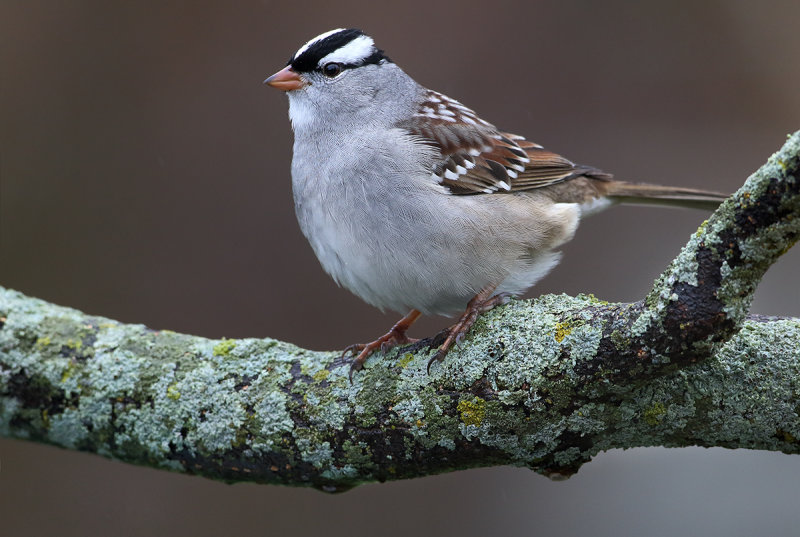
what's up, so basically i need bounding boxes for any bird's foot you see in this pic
[345,310,421,381]
[427,290,511,373]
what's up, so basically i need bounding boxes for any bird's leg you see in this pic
[346,309,422,380]
[427,285,510,372]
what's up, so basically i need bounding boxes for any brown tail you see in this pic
[601,181,728,211]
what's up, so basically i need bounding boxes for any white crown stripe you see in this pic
[294,28,345,60]
[318,35,376,66]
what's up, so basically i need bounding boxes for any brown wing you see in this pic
[405,89,611,195]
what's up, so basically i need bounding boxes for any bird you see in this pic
[264,28,727,379]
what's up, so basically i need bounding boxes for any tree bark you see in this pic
[1,131,798,493]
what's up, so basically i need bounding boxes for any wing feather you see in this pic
[404,90,611,195]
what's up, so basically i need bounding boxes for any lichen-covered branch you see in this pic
[1,132,798,492]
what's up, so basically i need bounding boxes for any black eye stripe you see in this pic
[288,28,391,73]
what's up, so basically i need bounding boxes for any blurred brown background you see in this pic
[1,1,799,536]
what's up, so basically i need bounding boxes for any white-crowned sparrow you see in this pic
[265,28,727,377]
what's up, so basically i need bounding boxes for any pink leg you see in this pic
[427,285,510,372]
[345,309,422,380]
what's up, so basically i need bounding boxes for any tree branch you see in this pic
[1,131,798,492]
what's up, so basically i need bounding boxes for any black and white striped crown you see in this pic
[288,28,390,73]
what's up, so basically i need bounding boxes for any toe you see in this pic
[349,359,364,382]
[427,349,446,373]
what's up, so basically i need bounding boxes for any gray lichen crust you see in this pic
[1,131,798,492]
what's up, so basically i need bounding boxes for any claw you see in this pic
[343,309,422,382]
[345,289,512,380]
[340,343,364,359]
[424,285,511,372]
[500,293,512,304]
[348,359,364,383]
[427,349,446,373]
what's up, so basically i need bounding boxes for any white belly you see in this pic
[290,129,580,316]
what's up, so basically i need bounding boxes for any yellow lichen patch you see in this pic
[457,397,486,427]
[554,322,573,343]
[694,219,709,238]
[396,353,414,368]
[312,369,330,382]
[213,338,236,357]
[166,383,181,400]
[60,362,76,383]
[643,402,667,425]
[583,293,609,306]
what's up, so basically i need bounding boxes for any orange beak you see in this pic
[264,66,306,91]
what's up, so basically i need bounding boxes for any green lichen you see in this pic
[341,439,374,469]
[351,365,404,428]
[457,397,486,426]
[609,330,630,351]
[295,435,334,469]
[407,391,460,450]
[301,378,349,431]
[251,390,294,445]
[213,338,236,357]
[392,396,425,426]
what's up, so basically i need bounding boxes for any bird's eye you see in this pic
[322,62,343,77]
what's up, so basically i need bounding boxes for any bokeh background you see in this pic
[2,1,800,535]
